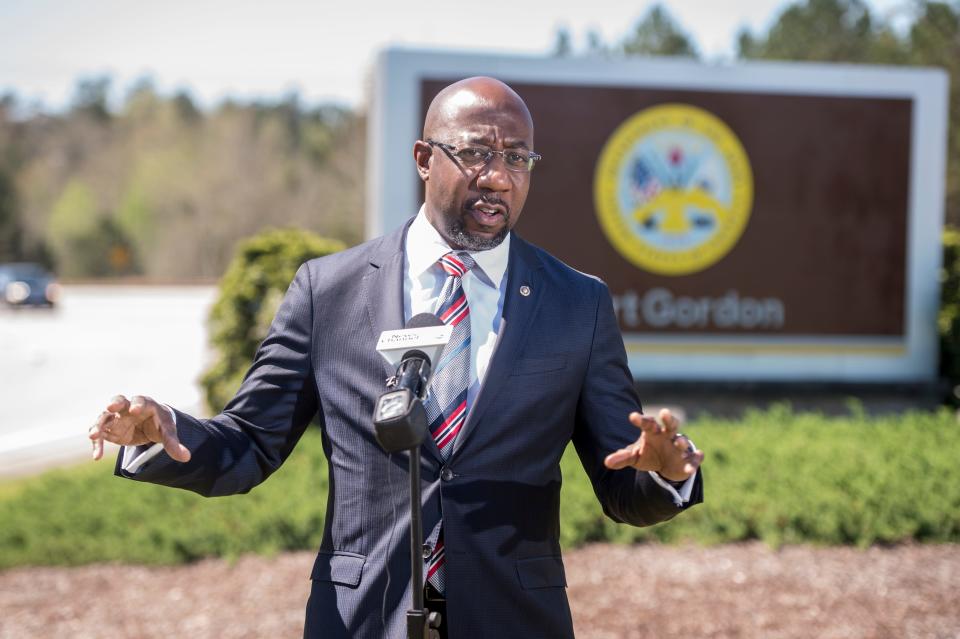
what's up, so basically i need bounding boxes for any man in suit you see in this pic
[89,76,704,638]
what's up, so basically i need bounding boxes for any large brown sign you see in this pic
[422,79,912,338]
[372,50,946,380]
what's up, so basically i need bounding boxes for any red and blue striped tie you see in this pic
[424,251,475,594]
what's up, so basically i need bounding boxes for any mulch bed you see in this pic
[2,542,958,638]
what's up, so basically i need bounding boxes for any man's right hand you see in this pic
[88,394,191,463]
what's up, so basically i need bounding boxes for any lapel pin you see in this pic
[520,285,531,297]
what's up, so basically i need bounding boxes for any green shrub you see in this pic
[0,428,329,568]
[1,406,958,569]
[940,228,960,387]
[200,228,344,411]
[560,404,960,548]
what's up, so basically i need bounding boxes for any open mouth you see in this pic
[467,199,508,227]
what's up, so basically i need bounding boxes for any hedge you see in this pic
[1,405,957,569]
[200,228,344,412]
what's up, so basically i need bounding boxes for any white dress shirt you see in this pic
[403,205,509,406]
[122,206,696,505]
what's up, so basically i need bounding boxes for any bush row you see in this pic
[1,405,958,569]
[560,403,960,548]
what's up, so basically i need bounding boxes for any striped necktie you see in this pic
[424,250,475,593]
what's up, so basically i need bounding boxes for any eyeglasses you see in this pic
[426,139,542,173]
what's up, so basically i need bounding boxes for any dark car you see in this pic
[0,262,61,307]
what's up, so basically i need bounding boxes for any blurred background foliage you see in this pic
[0,0,957,281]
[0,79,363,279]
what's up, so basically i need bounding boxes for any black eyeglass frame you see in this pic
[426,139,542,173]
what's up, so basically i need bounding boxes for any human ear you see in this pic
[413,140,432,181]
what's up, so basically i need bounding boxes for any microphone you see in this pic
[375,313,452,376]
[373,313,452,452]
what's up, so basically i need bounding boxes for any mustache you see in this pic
[465,195,509,216]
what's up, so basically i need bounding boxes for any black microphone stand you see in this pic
[373,355,442,639]
[405,431,440,639]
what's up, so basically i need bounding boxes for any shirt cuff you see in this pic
[647,438,699,507]
[118,404,177,473]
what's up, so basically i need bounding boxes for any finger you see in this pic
[107,395,130,413]
[628,412,660,435]
[93,414,131,447]
[604,447,639,470]
[672,434,692,453]
[89,412,108,440]
[659,408,679,436]
[147,404,190,462]
[684,450,705,475]
[92,435,104,461]
[159,422,191,463]
[129,394,149,415]
[89,412,113,460]
[89,409,120,441]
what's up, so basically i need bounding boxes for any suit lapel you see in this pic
[362,218,445,465]
[362,226,406,381]
[451,234,544,459]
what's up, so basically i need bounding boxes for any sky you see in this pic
[0,0,911,112]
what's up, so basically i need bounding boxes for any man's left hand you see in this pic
[603,408,704,482]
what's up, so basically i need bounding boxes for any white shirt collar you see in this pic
[406,205,510,289]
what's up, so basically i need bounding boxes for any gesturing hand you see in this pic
[603,408,703,482]
[88,394,191,463]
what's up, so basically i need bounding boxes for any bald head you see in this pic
[423,76,533,143]
[414,77,535,252]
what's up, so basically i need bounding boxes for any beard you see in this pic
[442,196,511,251]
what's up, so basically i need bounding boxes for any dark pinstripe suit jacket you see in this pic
[117,219,702,638]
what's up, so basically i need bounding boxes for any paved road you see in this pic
[0,286,217,478]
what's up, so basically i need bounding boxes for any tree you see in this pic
[548,5,695,58]
[907,1,960,226]
[0,170,21,261]
[621,5,698,57]
[71,76,112,122]
[586,29,607,56]
[737,0,907,62]
[46,179,99,271]
[46,179,136,277]
[553,27,573,57]
[172,91,200,122]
